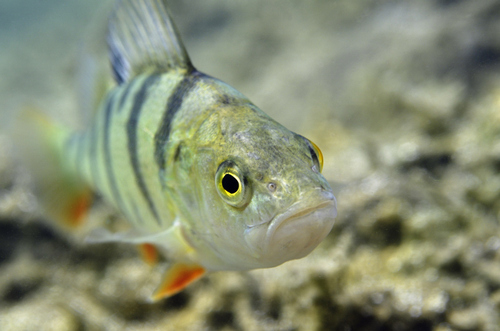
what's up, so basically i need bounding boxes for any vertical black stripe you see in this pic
[127,75,162,225]
[117,80,136,112]
[154,71,203,173]
[103,91,127,213]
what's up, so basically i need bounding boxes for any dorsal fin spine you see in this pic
[108,0,193,84]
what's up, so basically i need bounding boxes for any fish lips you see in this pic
[244,190,337,268]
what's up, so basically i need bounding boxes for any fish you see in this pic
[17,0,337,301]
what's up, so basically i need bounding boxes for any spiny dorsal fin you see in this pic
[78,3,115,123]
[77,50,114,123]
[108,0,192,84]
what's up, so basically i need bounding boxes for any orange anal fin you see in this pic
[151,263,206,301]
[63,188,92,228]
[138,243,159,266]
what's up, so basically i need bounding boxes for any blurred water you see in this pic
[0,0,108,128]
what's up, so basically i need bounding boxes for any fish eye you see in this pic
[222,173,240,194]
[215,161,250,207]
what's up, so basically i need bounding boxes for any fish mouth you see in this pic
[244,190,337,267]
[267,200,335,240]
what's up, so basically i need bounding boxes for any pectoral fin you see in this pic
[86,222,195,262]
[151,262,205,301]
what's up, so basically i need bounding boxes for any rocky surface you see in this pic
[1,0,500,330]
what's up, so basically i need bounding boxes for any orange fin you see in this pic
[138,243,159,266]
[60,187,93,228]
[151,263,206,301]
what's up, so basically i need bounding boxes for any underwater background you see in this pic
[1,0,500,330]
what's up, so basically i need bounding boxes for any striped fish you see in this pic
[19,0,337,300]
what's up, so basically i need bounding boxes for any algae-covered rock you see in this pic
[1,0,500,330]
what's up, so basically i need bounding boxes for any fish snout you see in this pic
[244,190,336,267]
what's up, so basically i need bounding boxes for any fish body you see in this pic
[21,0,337,300]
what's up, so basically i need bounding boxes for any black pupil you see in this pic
[222,174,239,194]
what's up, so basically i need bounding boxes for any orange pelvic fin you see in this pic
[63,188,93,228]
[138,243,159,266]
[151,263,206,301]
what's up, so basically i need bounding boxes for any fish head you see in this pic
[190,102,337,270]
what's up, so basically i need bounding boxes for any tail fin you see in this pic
[14,108,92,228]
